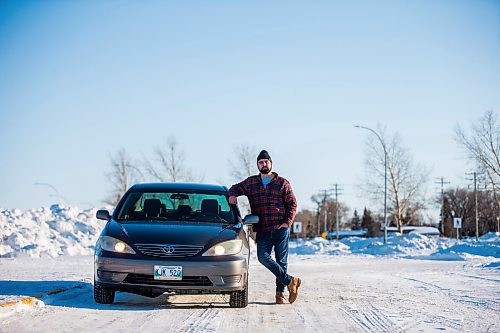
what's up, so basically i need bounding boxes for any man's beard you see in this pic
[260,167,271,175]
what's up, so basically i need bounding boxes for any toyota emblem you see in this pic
[163,245,175,254]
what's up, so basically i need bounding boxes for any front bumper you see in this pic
[94,255,248,294]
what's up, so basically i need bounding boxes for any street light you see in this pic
[354,125,388,244]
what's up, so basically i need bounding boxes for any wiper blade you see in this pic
[175,216,197,221]
[197,213,228,223]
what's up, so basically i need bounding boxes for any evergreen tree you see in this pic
[362,207,381,237]
[350,209,361,230]
[361,207,373,230]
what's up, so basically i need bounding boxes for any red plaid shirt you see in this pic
[229,172,297,232]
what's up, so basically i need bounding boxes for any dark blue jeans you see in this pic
[256,228,293,293]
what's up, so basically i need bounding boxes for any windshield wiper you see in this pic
[175,215,197,221]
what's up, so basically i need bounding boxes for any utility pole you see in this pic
[474,172,479,242]
[324,206,328,237]
[331,184,344,240]
[317,206,321,236]
[466,172,481,241]
[316,189,332,236]
[435,177,450,236]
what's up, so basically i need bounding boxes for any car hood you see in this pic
[107,220,240,246]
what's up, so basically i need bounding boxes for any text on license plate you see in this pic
[154,265,182,280]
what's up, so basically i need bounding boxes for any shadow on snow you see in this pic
[0,280,269,310]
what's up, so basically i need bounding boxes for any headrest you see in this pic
[201,199,220,215]
[177,204,192,214]
[143,198,161,217]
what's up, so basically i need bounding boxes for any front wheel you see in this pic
[229,275,248,308]
[229,288,248,308]
[94,283,115,304]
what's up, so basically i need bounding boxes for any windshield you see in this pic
[115,190,235,223]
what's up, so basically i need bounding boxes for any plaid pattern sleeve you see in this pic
[229,173,297,232]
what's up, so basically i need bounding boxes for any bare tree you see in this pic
[311,190,332,235]
[228,143,257,216]
[105,149,142,206]
[441,186,498,237]
[144,137,193,182]
[323,199,350,231]
[455,111,499,212]
[229,143,256,181]
[362,126,430,233]
[295,209,316,238]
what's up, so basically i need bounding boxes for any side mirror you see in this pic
[96,209,111,221]
[243,214,259,224]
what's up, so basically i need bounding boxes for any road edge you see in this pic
[0,286,82,308]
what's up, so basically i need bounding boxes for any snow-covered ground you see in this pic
[1,254,499,332]
[0,206,499,332]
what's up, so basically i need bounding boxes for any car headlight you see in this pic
[99,236,136,254]
[202,240,243,256]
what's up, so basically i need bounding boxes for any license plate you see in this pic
[154,265,182,280]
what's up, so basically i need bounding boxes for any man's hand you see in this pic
[228,196,238,205]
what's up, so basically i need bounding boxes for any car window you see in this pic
[116,191,235,223]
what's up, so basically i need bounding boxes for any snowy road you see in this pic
[1,255,499,333]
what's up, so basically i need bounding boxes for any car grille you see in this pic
[135,244,204,258]
[124,274,213,286]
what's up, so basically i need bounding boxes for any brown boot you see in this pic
[275,292,287,304]
[287,277,301,304]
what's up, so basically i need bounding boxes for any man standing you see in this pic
[228,150,301,304]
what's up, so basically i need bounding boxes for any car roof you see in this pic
[130,183,228,192]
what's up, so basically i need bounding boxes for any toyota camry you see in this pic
[94,183,258,308]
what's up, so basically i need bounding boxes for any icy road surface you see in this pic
[0,255,498,333]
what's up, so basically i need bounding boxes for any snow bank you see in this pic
[424,232,500,260]
[290,233,455,257]
[290,237,350,255]
[1,205,499,260]
[0,205,107,258]
[290,232,500,259]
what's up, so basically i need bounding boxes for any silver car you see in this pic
[94,183,258,308]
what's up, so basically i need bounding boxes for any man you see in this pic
[228,150,301,304]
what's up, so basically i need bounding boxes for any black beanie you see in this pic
[257,150,272,162]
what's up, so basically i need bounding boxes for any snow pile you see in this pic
[1,205,499,260]
[290,232,500,259]
[290,233,454,257]
[290,237,350,255]
[424,232,500,261]
[0,205,107,258]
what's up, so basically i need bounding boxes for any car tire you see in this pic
[229,275,248,308]
[94,283,115,304]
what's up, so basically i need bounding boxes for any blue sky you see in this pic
[0,0,499,217]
